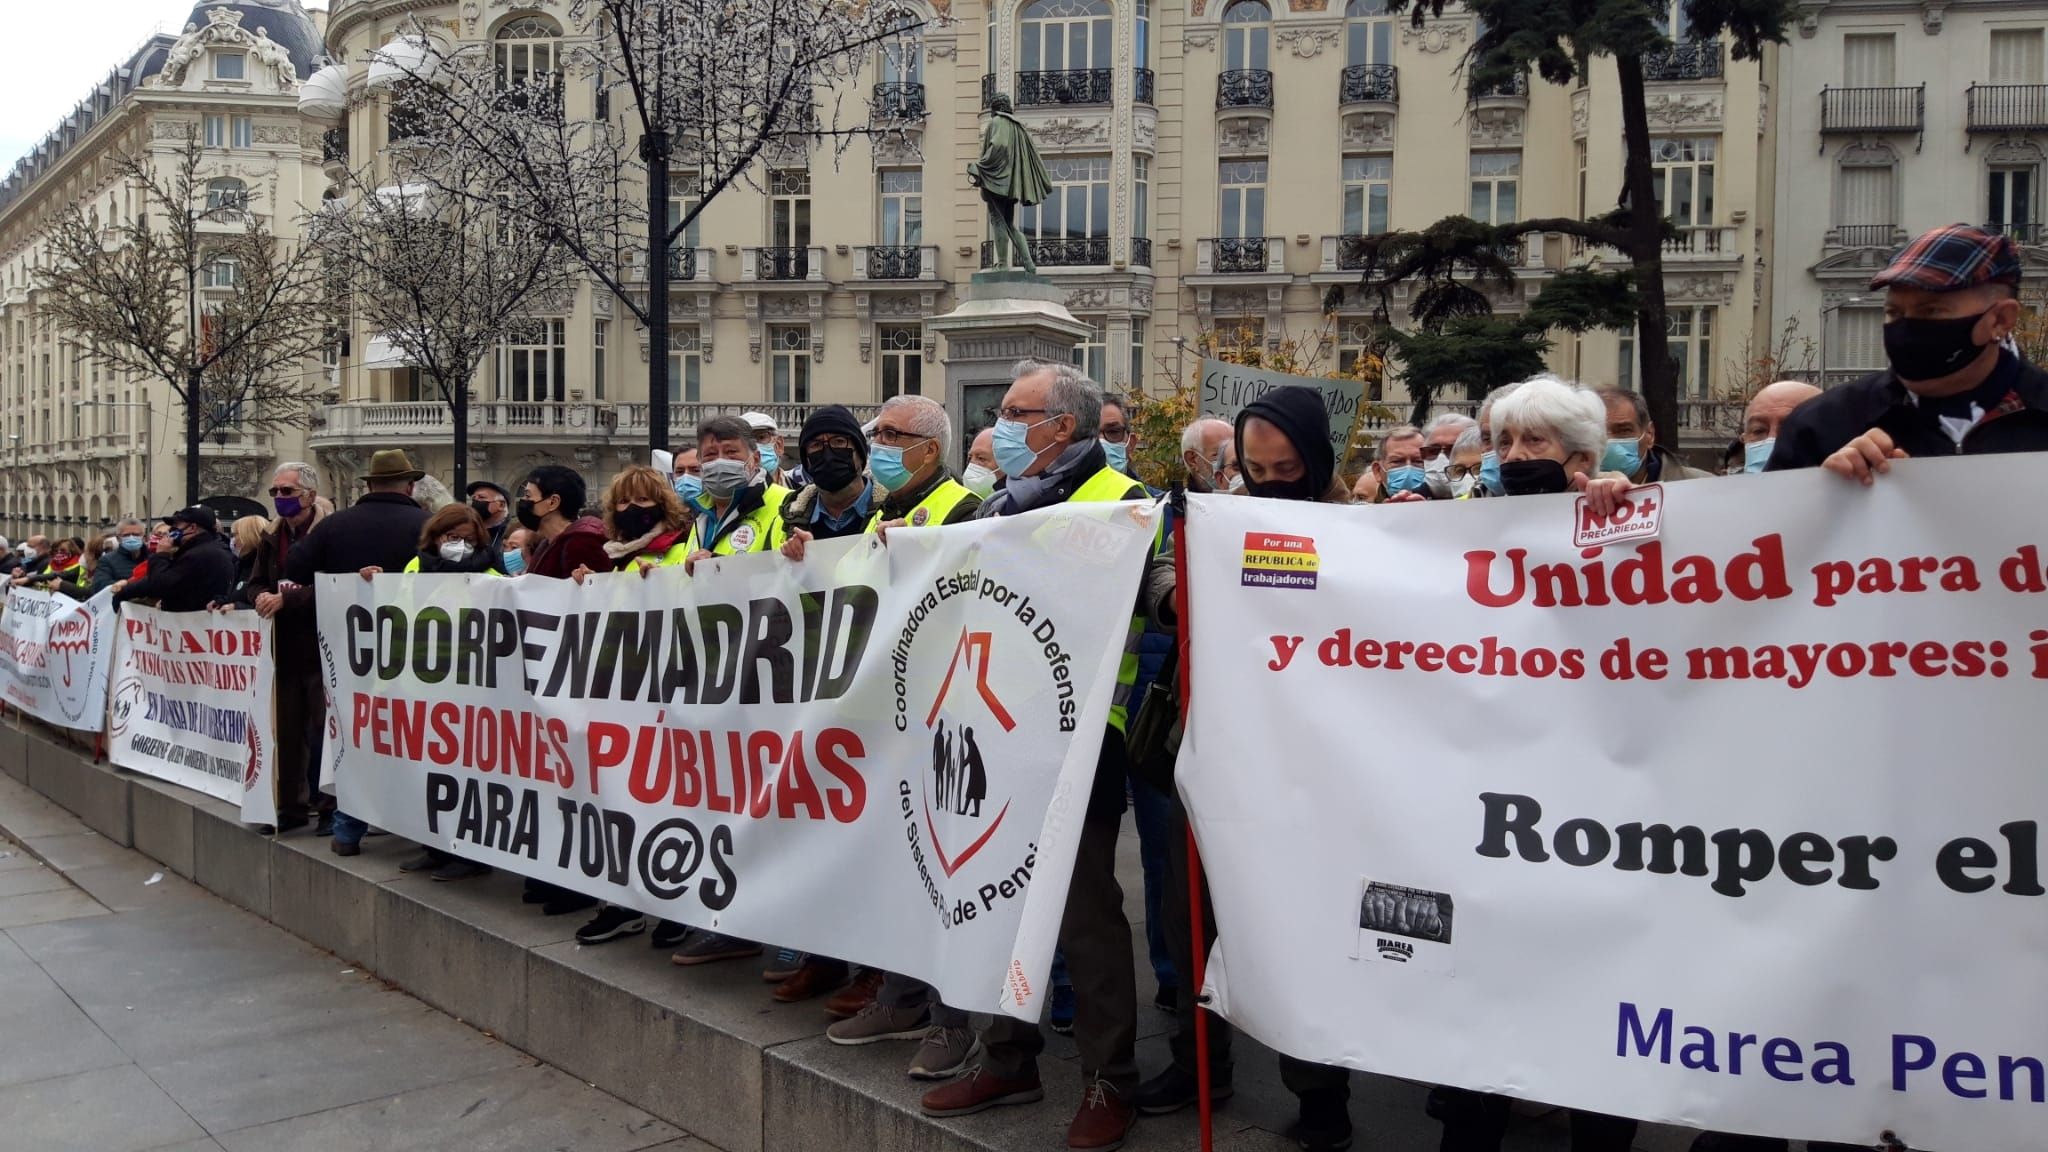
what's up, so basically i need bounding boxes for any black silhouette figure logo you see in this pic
[930,721,990,819]
[921,630,1016,876]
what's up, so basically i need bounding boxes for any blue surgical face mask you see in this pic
[993,417,1051,478]
[1103,440,1130,475]
[756,441,780,476]
[868,444,913,491]
[1743,437,1775,474]
[1479,451,1503,496]
[119,535,144,555]
[1601,438,1644,476]
[673,474,702,503]
[1385,464,1427,494]
[500,549,526,576]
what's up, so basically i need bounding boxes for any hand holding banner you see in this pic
[0,587,116,731]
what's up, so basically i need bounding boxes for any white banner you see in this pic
[109,606,278,825]
[0,587,116,731]
[317,501,1157,1018]
[1179,458,2048,1149]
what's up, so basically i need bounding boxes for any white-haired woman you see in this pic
[1488,375,1635,517]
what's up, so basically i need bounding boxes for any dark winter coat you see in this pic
[1766,353,2048,470]
[113,530,235,613]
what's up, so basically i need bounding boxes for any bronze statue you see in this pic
[967,93,1052,274]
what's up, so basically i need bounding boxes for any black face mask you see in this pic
[514,497,544,531]
[613,504,662,541]
[1500,458,1570,497]
[1883,310,1993,384]
[1245,474,1320,502]
[469,499,498,521]
[806,446,863,493]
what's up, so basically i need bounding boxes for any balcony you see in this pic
[1320,234,1378,273]
[1987,222,2047,247]
[872,81,926,120]
[1218,69,1275,110]
[1825,224,1907,250]
[1135,69,1156,106]
[1968,84,2048,133]
[1821,85,1925,135]
[627,246,715,285]
[1016,69,1114,107]
[1195,236,1284,276]
[1641,40,1723,83]
[981,73,997,109]
[1469,72,1528,102]
[1661,225,1738,260]
[853,244,940,281]
[320,127,347,173]
[743,246,825,282]
[308,400,616,447]
[615,401,885,441]
[978,237,1109,268]
[1131,236,1153,268]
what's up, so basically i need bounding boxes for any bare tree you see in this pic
[377,0,924,455]
[310,152,574,491]
[40,142,329,504]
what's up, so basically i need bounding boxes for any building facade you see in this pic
[310,0,1778,488]
[0,1,325,540]
[1773,0,2048,385]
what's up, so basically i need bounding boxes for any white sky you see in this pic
[0,2,327,172]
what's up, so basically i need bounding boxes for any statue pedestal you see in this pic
[929,271,1090,468]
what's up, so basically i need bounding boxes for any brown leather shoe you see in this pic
[770,960,842,1003]
[919,1064,1044,1117]
[822,967,885,1019]
[1066,1078,1135,1150]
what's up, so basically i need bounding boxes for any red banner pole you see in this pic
[1170,505,1214,1152]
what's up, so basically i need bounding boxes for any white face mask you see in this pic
[961,462,998,498]
[439,539,475,564]
[1451,475,1478,498]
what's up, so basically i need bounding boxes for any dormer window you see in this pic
[214,52,246,81]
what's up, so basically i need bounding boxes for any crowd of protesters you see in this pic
[17,224,2035,1152]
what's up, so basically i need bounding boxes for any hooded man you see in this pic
[773,405,879,558]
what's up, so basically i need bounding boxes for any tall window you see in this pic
[670,328,703,402]
[1133,155,1150,241]
[496,16,561,89]
[1649,0,1690,36]
[1992,28,2046,84]
[1837,147,1897,239]
[1833,306,1885,372]
[1991,164,2036,236]
[1338,319,1382,400]
[204,115,227,147]
[499,318,567,402]
[1018,0,1112,73]
[1220,160,1268,238]
[205,178,249,218]
[1651,137,1716,228]
[1223,0,1272,72]
[1669,307,1714,398]
[769,325,811,402]
[1341,155,1390,236]
[1136,0,1151,69]
[202,257,239,289]
[881,27,923,84]
[1469,152,1520,225]
[769,169,812,249]
[1842,32,1895,87]
[669,170,702,249]
[880,324,922,397]
[1576,140,1588,219]
[213,52,246,80]
[1020,157,1111,240]
[1071,317,1107,384]
[879,170,923,246]
[592,319,608,400]
[1345,0,1392,67]
[1127,326,1145,390]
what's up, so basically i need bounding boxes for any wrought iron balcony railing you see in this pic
[1131,236,1153,268]
[865,244,924,279]
[1968,83,2048,133]
[979,236,1110,268]
[1468,71,1528,100]
[1642,40,1724,82]
[1830,224,1904,249]
[1211,236,1271,273]
[1218,69,1276,110]
[1135,69,1156,105]
[754,246,811,281]
[1821,85,1925,133]
[1016,69,1114,106]
[873,81,927,120]
[1339,64,1397,105]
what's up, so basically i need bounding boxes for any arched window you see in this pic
[1019,0,1112,75]
[1345,0,1391,68]
[495,15,561,90]
[1223,0,1271,73]
[204,177,248,218]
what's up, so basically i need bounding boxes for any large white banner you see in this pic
[317,501,1157,1018]
[109,606,278,825]
[0,587,116,731]
[1180,457,2048,1149]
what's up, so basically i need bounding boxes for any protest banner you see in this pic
[316,501,1158,1018]
[1198,358,1365,455]
[1178,457,2048,1149]
[109,606,277,825]
[0,587,116,731]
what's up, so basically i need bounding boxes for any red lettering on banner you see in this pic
[747,730,780,820]
[775,735,826,821]
[1465,537,1793,610]
[818,727,867,823]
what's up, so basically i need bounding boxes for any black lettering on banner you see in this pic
[699,604,744,705]
[637,817,706,899]
[742,598,795,705]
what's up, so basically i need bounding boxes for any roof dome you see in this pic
[177,0,323,80]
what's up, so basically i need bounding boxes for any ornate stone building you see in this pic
[0,0,325,539]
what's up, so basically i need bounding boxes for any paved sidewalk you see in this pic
[0,805,698,1152]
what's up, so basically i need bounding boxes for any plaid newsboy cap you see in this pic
[1870,224,2024,292]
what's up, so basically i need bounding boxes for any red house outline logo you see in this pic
[922,629,1015,876]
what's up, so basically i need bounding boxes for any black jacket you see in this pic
[113,530,235,613]
[89,548,140,595]
[288,493,431,582]
[1767,353,2048,470]
[230,516,320,677]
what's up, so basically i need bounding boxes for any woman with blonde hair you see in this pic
[570,465,692,582]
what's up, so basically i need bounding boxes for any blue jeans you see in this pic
[1128,773,1179,991]
[314,720,368,848]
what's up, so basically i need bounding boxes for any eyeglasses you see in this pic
[1099,425,1131,444]
[1420,444,1451,460]
[267,486,301,497]
[998,406,1050,422]
[809,434,861,451]
[869,427,931,448]
[1445,463,1478,480]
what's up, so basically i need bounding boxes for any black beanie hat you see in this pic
[1235,386,1334,497]
[800,404,869,463]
